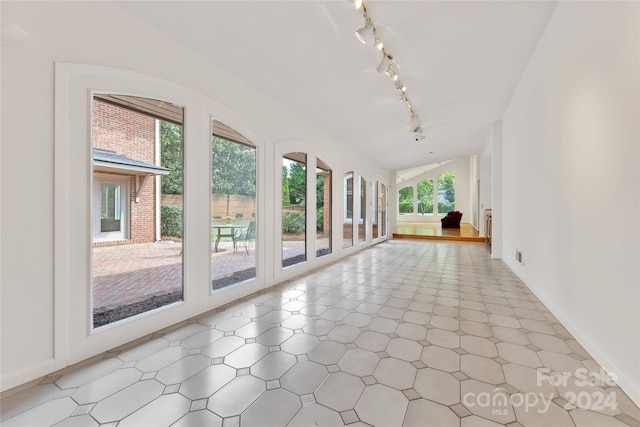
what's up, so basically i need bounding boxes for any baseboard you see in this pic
[392,233,485,243]
[1,359,60,396]
[503,259,640,408]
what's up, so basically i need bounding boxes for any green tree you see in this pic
[211,136,256,216]
[417,179,434,214]
[160,121,183,195]
[398,186,413,214]
[437,171,456,213]
[288,161,306,205]
[282,165,290,206]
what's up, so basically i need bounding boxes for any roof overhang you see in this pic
[93,161,170,176]
[92,148,170,176]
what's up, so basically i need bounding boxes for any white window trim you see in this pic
[53,63,266,373]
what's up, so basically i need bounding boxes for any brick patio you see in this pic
[92,238,316,311]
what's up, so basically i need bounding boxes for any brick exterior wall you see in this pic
[322,174,331,237]
[161,194,256,221]
[93,99,158,244]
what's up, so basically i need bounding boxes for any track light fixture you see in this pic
[353,0,425,141]
[376,53,395,74]
[407,114,422,132]
[355,17,374,44]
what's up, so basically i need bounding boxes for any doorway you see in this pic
[93,176,129,242]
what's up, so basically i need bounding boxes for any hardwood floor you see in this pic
[393,222,485,242]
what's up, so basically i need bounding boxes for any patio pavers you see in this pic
[92,239,309,313]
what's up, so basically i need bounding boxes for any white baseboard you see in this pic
[504,259,640,408]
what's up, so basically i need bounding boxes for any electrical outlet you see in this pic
[515,249,523,264]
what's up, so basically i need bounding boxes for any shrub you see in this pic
[282,210,305,234]
[316,207,324,232]
[213,215,222,219]
[161,205,182,237]
[235,213,243,219]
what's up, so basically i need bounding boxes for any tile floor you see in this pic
[3,240,639,426]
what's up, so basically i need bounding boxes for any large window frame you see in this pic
[370,177,388,242]
[316,159,332,258]
[343,171,354,249]
[396,171,456,216]
[211,121,258,290]
[358,176,367,244]
[282,152,307,268]
[55,63,266,368]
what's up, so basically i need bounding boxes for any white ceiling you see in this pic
[115,1,557,172]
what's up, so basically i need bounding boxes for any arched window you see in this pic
[418,179,434,214]
[91,94,184,327]
[399,186,414,215]
[437,172,456,213]
[371,181,379,239]
[358,176,367,243]
[211,119,257,290]
[343,172,354,249]
[380,183,387,237]
[316,159,332,257]
[282,153,307,267]
[371,179,387,240]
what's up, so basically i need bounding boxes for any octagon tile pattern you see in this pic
[2,240,638,427]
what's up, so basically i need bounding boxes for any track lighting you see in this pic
[355,20,374,44]
[376,53,394,74]
[353,0,425,141]
[407,114,422,132]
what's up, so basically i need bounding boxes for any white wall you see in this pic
[479,139,493,237]
[502,1,639,405]
[469,155,479,230]
[396,156,472,224]
[490,120,503,259]
[0,1,391,391]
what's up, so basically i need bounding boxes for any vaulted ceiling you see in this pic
[115,1,557,172]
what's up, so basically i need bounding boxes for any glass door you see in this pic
[93,178,128,242]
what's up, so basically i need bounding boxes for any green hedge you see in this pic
[161,205,182,237]
[282,210,305,234]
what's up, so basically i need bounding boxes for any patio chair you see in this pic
[235,220,256,254]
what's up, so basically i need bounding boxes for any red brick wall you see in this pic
[322,174,331,237]
[93,99,158,244]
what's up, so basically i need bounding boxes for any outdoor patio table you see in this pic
[211,224,246,252]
